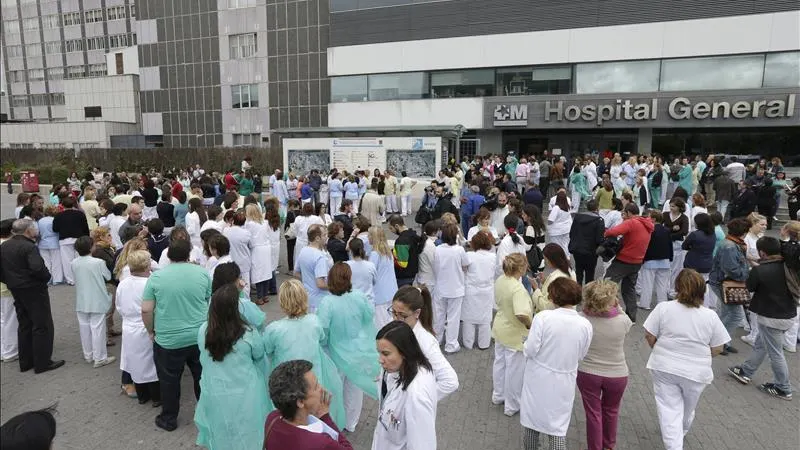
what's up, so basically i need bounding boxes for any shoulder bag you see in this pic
[721,279,749,305]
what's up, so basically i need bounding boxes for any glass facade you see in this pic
[660,54,764,91]
[329,52,799,102]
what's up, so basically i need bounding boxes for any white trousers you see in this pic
[330,196,342,216]
[59,238,77,285]
[0,296,19,360]
[401,195,411,216]
[638,267,670,309]
[40,247,64,284]
[548,233,570,260]
[385,195,398,214]
[651,369,707,450]
[433,296,463,353]
[669,247,686,294]
[342,376,363,432]
[570,191,581,213]
[785,308,800,349]
[374,304,392,332]
[77,312,108,362]
[461,321,491,349]
[492,342,525,415]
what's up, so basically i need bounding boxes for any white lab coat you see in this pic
[115,276,158,383]
[495,235,532,278]
[521,308,592,437]
[185,211,203,249]
[413,321,458,400]
[372,368,438,450]
[582,162,598,191]
[244,220,273,284]
[265,224,281,273]
[462,250,497,323]
[223,226,254,274]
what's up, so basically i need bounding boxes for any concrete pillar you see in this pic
[637,128,653,154]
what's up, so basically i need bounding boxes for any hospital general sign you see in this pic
[488,91,798,129]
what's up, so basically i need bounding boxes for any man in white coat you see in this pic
[116,250,161,403]
[582,156,599,192]
[490,192,510,239]
[360,180,385,227]
[384,170,399,214]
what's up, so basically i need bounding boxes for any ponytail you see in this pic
[504,214,521,245]
[418,285,434,335]
[392,285,434,335]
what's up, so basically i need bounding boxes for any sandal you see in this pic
[121,384,138,398]
[254,298,266,306]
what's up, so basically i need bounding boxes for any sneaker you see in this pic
[726,346,739,354]
[758,383,792,401]
[84,357,93,364]
[741,335,756,347]
[784,345,797,353]
[728,366,751,385]
[93,356,116,368]
[1,355,19,363]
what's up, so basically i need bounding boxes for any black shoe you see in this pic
[138,398,150,405]
[727,346,739,354]
[34,360,65,374]
[720,348,729,356]
[155,415,177,432]
[152,401,162,408]
[758,383,793,401]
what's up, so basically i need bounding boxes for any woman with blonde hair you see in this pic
[114,238,158,282]
[261,279,345,427]
[81,186,100,230]
[440,212,466,246]
[577,280,633,450]
[531,243,576,313]
[644,269,729,450]
[244,204,273,305]
[491,253,532,417]
[368,225,398,329]
[740,212,767,346]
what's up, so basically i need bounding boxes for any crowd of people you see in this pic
[0,150,798,450]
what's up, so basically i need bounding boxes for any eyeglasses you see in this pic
[387,306,412,320]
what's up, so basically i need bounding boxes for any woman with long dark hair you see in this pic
[531,243,576,313]
[263,197,282,295]
[372,320,438,449]
[547,191,573,257]
[186,197,208,250]
[194,284,270,450]
[496,214,532,278]
[211,262,265,331]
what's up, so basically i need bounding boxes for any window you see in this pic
[28,69,45,81]
[108,33,131,49]
[6,45,23,58]
[576,60,661,93]
[66,65,86,79]
[50,93,65,105]
[129,4,136,18]
[44,41,62,54]
[331,76,368,102]
[3,20,19,34]
[368,72,429,101]
[8,70,25,83]
[10,144,35,149]
[42,15,60,29]
[660,54,764,91]
[65,39,83,53]
[115,52,124,74]
[229,33,256,59]
[106,5,126,20]
[84,9,103,23]
[25,43,42,57]
[30,94,49,106]
[229,0,256,8]
[12,95,29,107]
[84,106,102,118]
[763,52,800,88]
[40,143,65,149]
[88,63,107,77]
[231,84,259,108]
[63,12,81,26]
[86,36,106,51]
[47,68,64,80]
[233,133,261,146]
[22,17,39,31]
[432,69,495,98]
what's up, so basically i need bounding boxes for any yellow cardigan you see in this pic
[532,269,577,313]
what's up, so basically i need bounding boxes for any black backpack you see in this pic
[651,170,663,187]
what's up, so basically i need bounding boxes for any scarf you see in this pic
[726,234,747,253]
[582,305,622,318]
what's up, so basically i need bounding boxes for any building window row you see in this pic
[11,93,66,108]
[330,51,800,102]
[84,9,104,23]
[232,84,259,108]
[22,17,38,31]
[232,133,262,147]
[28,68,45,81]
[25,43,42,57]
[228,0,257,9]
[229,33,257,59]
[58,5,135,27]
[8,70,26,83]
[45,41,63,54]
[3,20,19,34]
[88,63,107,77]
[42,14,60,29]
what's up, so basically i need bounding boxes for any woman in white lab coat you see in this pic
[495,214,532,278]
[222,211,254,298]
[461,231,497,350]
[390,285,459,400]
[293,202,324,265]
[244,204,273,305]
[263,198,282,296]
[547,192,573,258]
[414,221,439,293]
[185,198,207,251]
[521,277,592,450]
[115,250,160,404]
[373,320,439,450]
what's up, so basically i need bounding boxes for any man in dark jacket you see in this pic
[431,186,459,222]
[0,219,64,374]
[568,199,605,285]
[713,171,736,219]
[729,181,757,219]
[388,215,421,287]
[728,237,796,401]
[522,181,543,210]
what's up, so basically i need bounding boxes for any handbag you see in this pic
[721,279,749,305]
[284,222,297,240]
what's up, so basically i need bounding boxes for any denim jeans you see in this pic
[153,342,202,428]
[740,321,793,393]
[604,260,642,322]
[711,285,745,347]
[265,270,278,294]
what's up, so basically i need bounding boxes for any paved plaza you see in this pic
[1,192,798,449]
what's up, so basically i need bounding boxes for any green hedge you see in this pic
[1,147,283,184]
